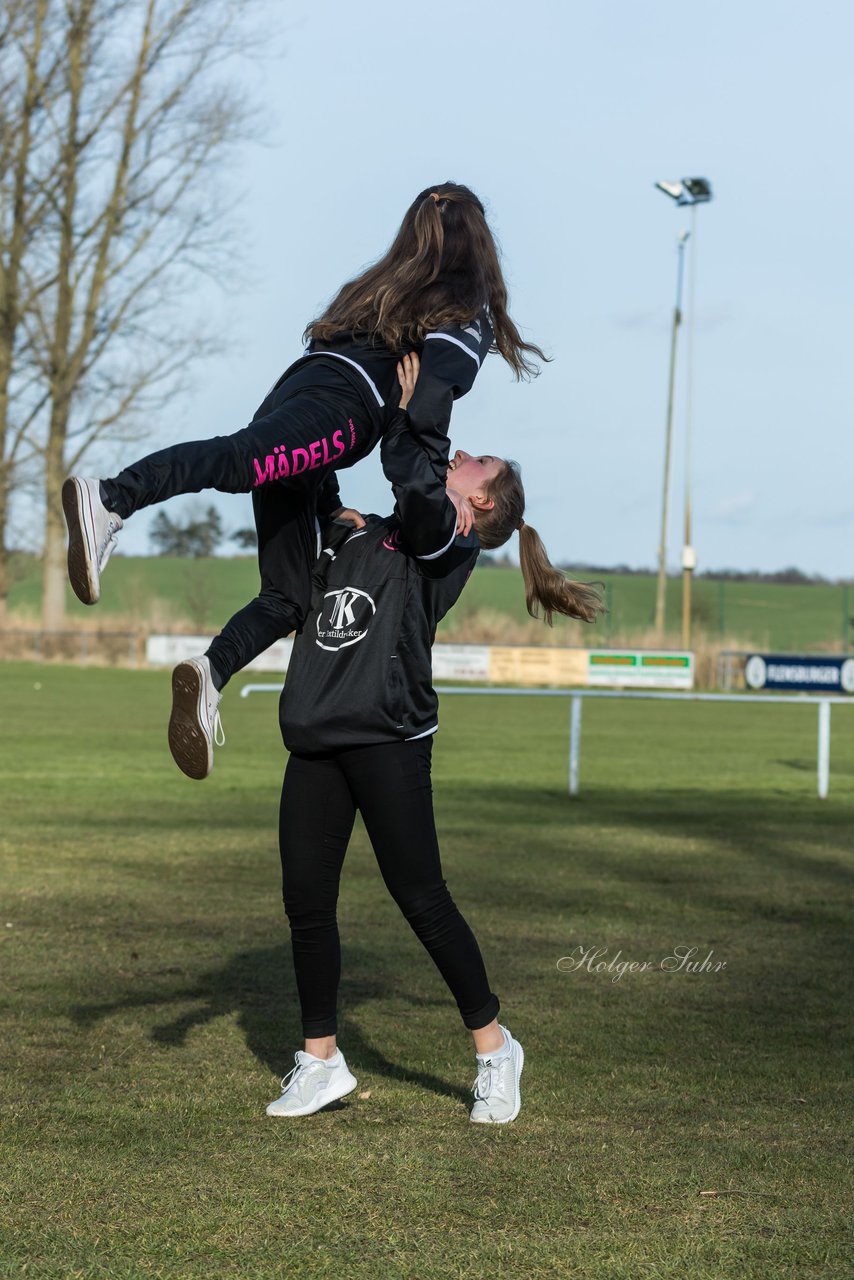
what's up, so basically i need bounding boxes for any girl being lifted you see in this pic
[62,184,545,769]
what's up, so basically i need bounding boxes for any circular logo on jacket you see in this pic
[316,587,376,650]
[841,659,854,694]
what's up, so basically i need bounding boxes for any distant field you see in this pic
[7,553,853,652]
[451,566,852,652]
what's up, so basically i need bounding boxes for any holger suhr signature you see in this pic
[557,945,727,983]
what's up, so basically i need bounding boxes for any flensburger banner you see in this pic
[744,654,854,694]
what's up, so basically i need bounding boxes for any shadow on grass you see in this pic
[438,781,854,889]
[67,783,852,1099]
[774,758,815,773]
[71,943,473,1109]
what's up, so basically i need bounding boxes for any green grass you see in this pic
[8,553,853,651]
[1,664,852,1278]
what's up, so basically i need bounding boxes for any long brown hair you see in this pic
[475,462,606,625]
[305,183,547,379]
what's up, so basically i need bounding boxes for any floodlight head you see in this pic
[655,180,684,201]
[655,176,714,206]
[683,176,713,203]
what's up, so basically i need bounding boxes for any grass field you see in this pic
[2,663,853,1278]
[7,553,853,652]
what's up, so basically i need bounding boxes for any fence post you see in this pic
[817,700,831,799]
[568,694,583,797]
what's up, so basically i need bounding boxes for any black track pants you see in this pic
[279,737,501,1038]
[205,483,319,688]
[101,366,370,519]
[99,365,376,687]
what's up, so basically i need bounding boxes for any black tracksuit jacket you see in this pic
[259,309,494,515]
[279,418,480,754]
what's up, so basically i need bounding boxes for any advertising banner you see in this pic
[587,650,694,690]
[146,635,294,672]
[431,645,491,681]
[744,654,854,694]
[489,646,588,687]
[146,637,698,691]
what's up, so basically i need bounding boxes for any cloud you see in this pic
[812,505,854,529]
[611,308,664,331]
[762,503,854,531]
[710,491,757,523]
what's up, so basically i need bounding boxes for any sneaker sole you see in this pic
[470,1041,525,1125]
[62,478,100,605]
[265,1070,358,1117]
[169,662,213,780]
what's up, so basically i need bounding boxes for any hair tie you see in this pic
[517,518,525,532]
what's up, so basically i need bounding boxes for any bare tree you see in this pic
[0,0,57,622]
[0,0,253,627]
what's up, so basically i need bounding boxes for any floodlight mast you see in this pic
[654,227,690,638]
[653,176,713,646]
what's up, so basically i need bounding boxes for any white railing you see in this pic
[239,684,853,800]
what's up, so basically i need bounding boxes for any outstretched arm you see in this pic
[402,311,493,479]
[381,415,456,560]
[379,355,465,560]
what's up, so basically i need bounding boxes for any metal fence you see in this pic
[598,578,852,650]
[241,683,852,800]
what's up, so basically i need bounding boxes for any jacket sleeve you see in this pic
[404,310,493,477]
[379,411,458,561]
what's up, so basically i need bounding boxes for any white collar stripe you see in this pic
[305,350,385,406]
[415,522,457,561]
[424,332,481,367]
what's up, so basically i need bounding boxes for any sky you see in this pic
[108,0,853,577]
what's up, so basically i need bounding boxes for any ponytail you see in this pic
[518,522,606,625]
[476,460,607,625]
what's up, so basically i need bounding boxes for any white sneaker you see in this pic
[61,477,123,605]
[469,1026,525,1124]
[266,1050,358,1117]
[168,656,224,780]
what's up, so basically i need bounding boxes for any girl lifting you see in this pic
[265,354,605,1123]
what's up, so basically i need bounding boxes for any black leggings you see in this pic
[279,737,500,1038]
